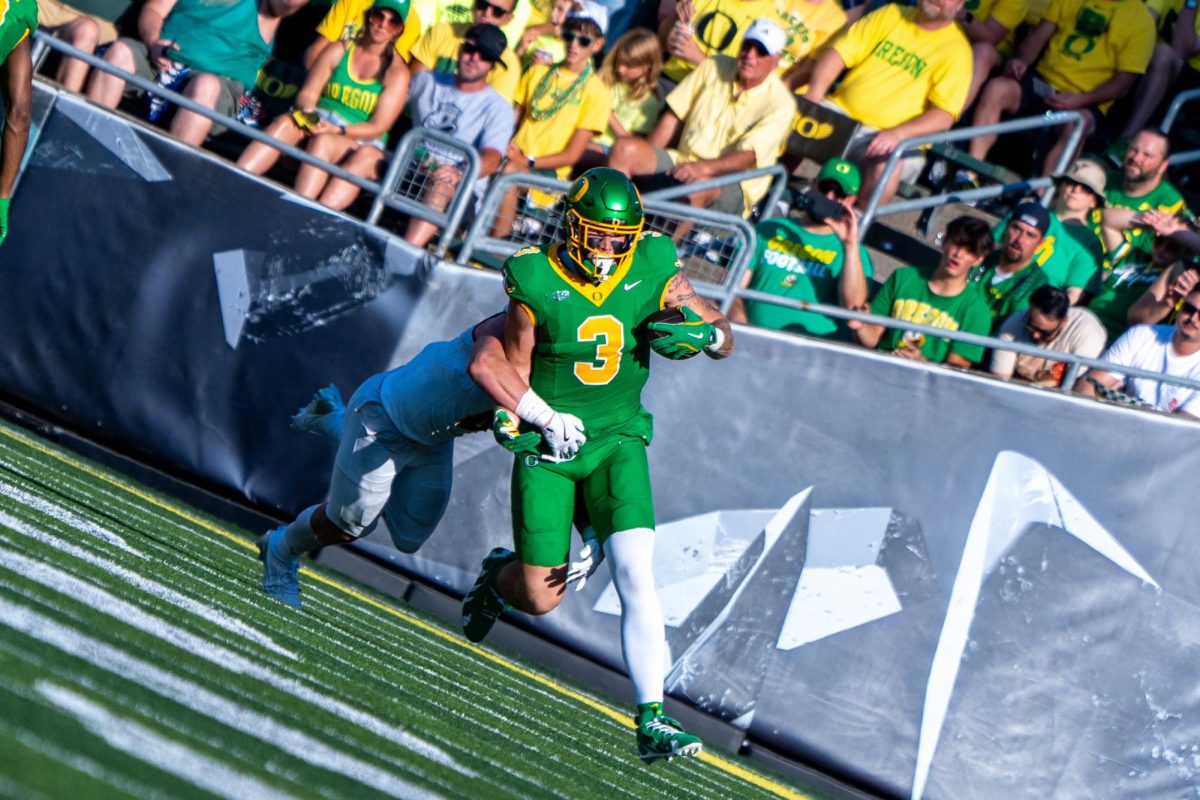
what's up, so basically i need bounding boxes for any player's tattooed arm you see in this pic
[663,270,734,359]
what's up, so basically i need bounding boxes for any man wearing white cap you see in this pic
[803,0,972,209]
[607,17,794,216]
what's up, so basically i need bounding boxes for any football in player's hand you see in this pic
[645,306,706,359]
[645,307,686,340]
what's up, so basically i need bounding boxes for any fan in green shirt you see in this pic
[1094,130,1190,271]
[731,158,873,339]
[974,201,1052,332]
[851,215,995,367]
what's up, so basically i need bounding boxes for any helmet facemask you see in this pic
[565,209,642,283]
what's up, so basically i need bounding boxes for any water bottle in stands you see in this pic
[148,59,192,122]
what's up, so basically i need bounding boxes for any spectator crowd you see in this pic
[34,0,1200,417]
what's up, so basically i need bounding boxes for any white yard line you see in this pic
[0,509,295,658]
[0,598,456,797]
[37,682,302,800]
[0,481,137,554]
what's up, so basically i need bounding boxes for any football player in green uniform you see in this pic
[461,167,734,763]
[0,0,36,246]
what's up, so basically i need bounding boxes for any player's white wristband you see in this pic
[515,389,555,430]
[706,326,726,353]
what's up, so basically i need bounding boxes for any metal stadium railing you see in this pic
[858,111,1088,238]
[731,290,1200,400]
[1161,88,1200,168]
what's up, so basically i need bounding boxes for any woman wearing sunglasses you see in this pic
[237,0,411,211]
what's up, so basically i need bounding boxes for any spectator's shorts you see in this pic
[844,128,926,186]
[640,145,745,216]
[38,0,118,45]
[113,37,244,133]
[1016,70,1103,132]
[316,108,387,152]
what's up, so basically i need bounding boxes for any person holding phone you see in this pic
[730,158,873,340]
[237,0,410,210]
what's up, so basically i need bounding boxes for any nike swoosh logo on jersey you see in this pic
[624,281,642,291]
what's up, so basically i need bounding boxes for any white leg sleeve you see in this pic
[604,528,665,706]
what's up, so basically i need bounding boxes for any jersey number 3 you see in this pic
[574,315,623,386]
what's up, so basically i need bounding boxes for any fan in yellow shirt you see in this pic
[1115,0,1189,142]
[803,0,971,208]
[410,0,523,101]
[490,9,610,236]
[965,0,1154,178]
[775,0,846,82]
[607,18,794,216]
[959,0,1026,109]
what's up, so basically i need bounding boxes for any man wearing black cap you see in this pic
[970,201,1052,331]
[405,23,514,248]
[410,0,521,101]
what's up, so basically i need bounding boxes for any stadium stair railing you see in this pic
[858,111,1087,239]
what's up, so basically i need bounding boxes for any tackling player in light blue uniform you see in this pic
[258,313,595,608]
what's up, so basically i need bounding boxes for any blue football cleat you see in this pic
[257,527,301,608]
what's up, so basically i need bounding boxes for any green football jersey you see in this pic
[502,232,680,439]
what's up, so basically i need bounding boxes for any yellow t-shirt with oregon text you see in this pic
[514,64,610,178]
[827,4,972,130]
[411,22,522,100]
[317,0,423,60]
[776,0,847,73]
[1035,0,1155,104]
[663,0,786,82]
[667,55,795,212]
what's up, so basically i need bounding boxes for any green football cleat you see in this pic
[635,703,703,763]
[461,547,514,643]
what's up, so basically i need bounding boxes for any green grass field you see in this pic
[0,420,818,800]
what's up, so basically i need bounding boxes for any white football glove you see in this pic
[541,412,587,461]
[566,532,605,591]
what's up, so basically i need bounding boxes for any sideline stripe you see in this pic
[0,424,811,800]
